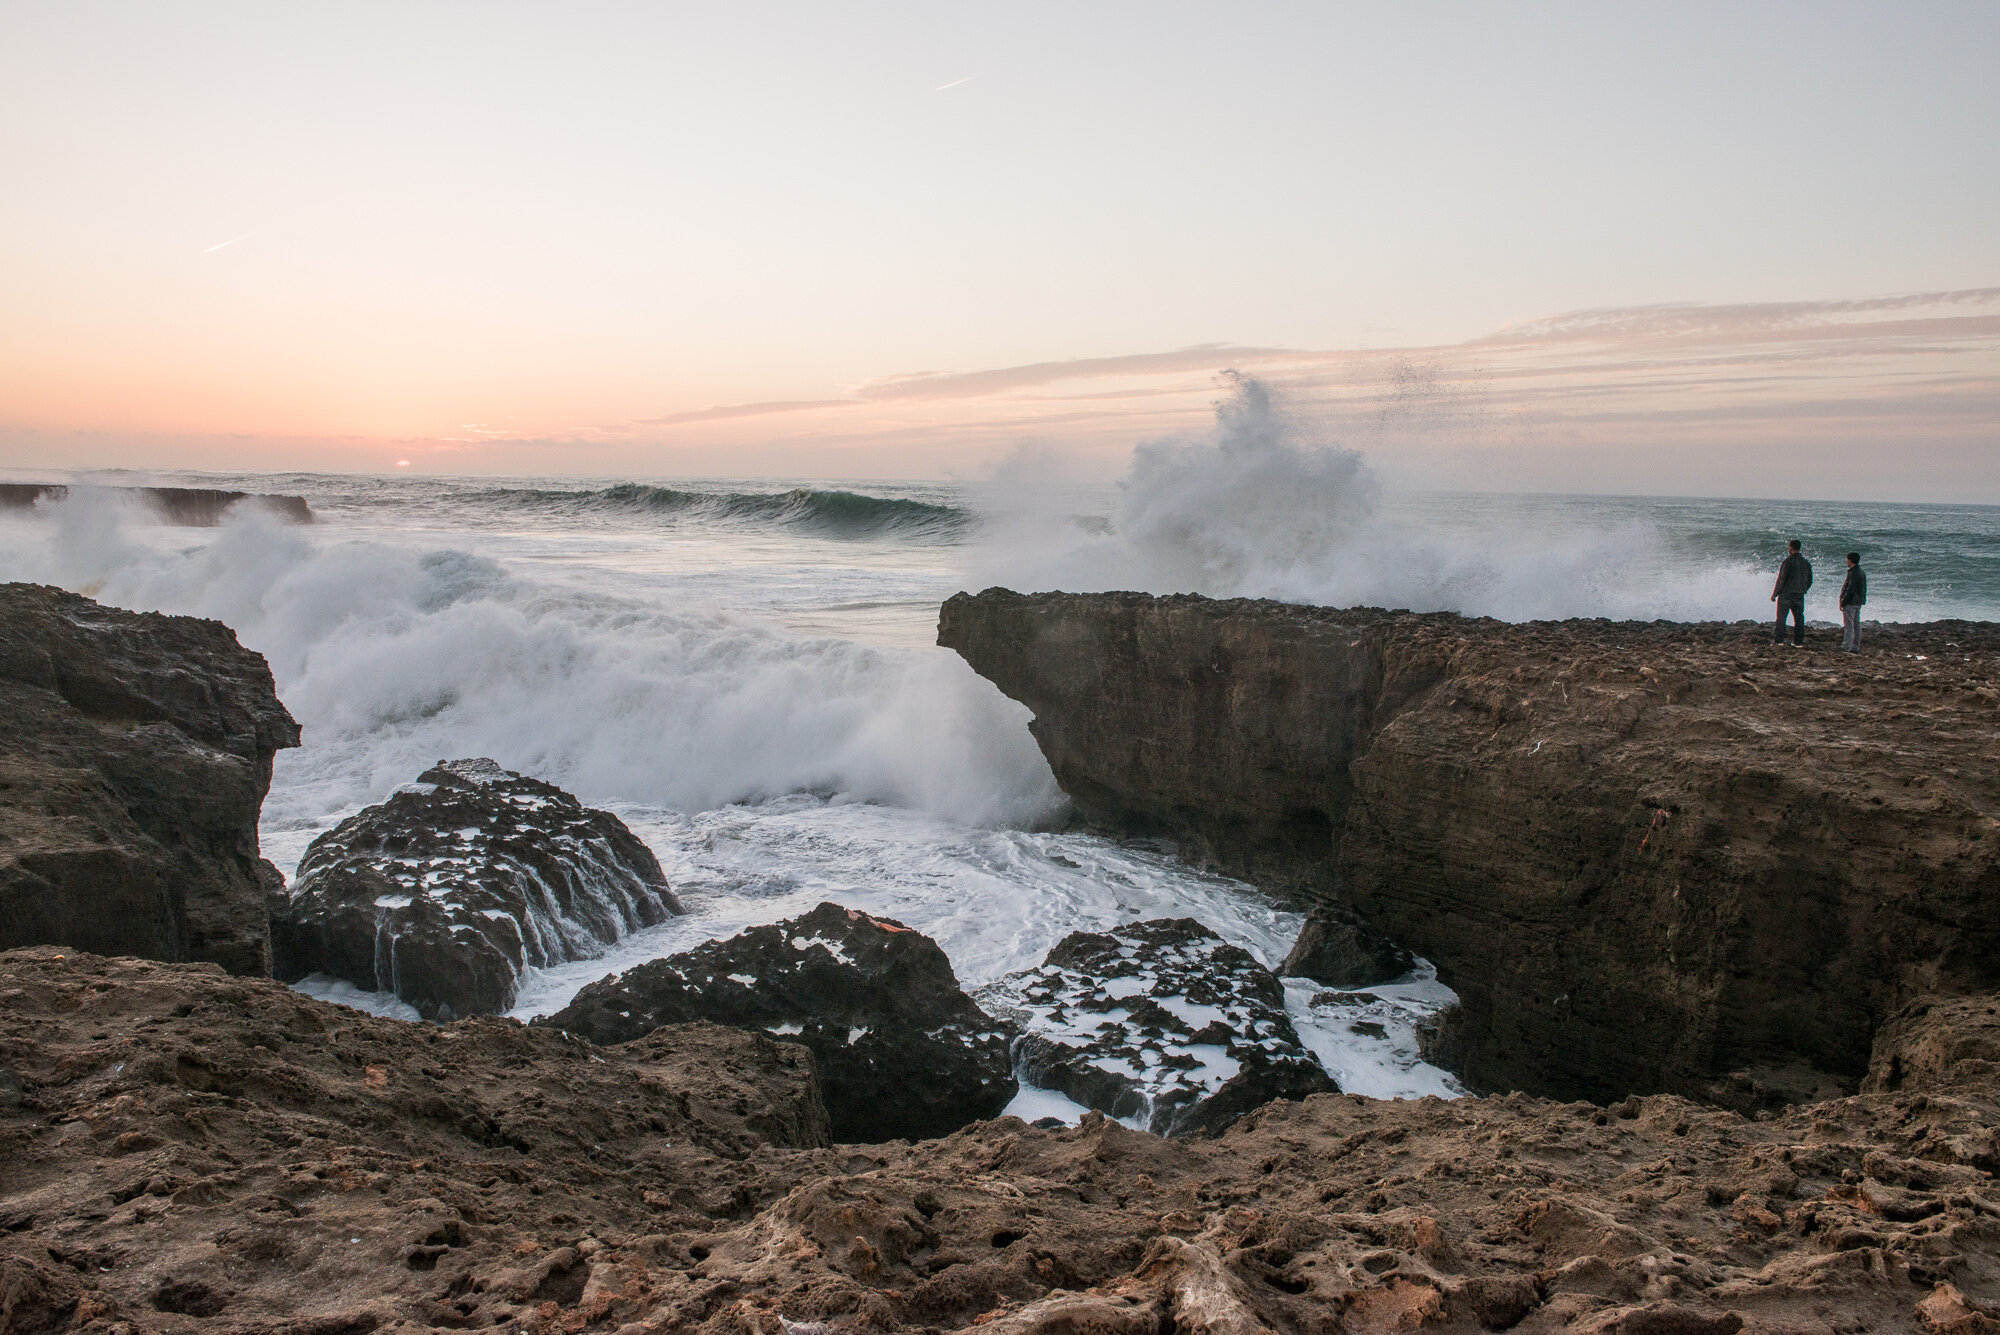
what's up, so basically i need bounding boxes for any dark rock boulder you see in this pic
[0,583,300,975]
[542,901,1016,1142]
[980,918,1336,1137]
[1281,911,1413,988]
[270,759,681,1019]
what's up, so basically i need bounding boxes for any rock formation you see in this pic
[1281,911,1415,989]
[543,902,1016,1142]
[939,589,2000,1106]
[979,918,1335,1136]
[0,483,313,524]
[270,759,682,1020]
[5,946,1996,1332]
[0,583,300,976]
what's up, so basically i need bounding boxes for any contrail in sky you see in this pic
[204,235,248,253]
[934,77,971,92]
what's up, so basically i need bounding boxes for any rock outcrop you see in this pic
[0,483,313,524]
[939,589,2000,1105]
[4,945,1996,1333]
[543,902,1016,1142]
[271,759,682,1020]
[0,583,300,976]
[984,918,1336,1136]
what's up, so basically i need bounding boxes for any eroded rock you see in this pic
[0,582,300,975]
[542,902,1016,1142]
[271,759,681,1019]
[939,589,2000,1103]
[982,918,1335,1136]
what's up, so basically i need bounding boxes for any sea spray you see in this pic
[965,373,1779,621]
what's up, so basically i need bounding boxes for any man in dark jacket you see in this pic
[1771,539,1812,645]
[1839,552,1867,653]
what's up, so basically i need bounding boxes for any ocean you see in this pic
[4,438,1996,1116]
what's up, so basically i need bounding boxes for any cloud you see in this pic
[628,398,851,428]
[848,345,1304,401]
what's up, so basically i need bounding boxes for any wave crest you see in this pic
[479,484,971,540]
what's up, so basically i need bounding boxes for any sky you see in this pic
[2,1,1996,498]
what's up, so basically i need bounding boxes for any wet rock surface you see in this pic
[270,759,681,1020]
[5,948,1997,1333]
[0,583,300,976]
[981,918,1336,1137]
[1281,911,1415,989]
[543,902,1016,1143]
[941,589,2000,1105]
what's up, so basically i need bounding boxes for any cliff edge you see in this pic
[0,583,301,975]
[939,589,2000,1105]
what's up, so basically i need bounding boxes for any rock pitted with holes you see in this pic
[270,759,681,1020]
[541,901,1016,1142]
[981,918,1337,1136]
[0,582,300,976]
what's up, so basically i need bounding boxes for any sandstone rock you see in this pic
[940,589,2000,1104]
[0,582,300,975]
[542,902,1016,1142]
[271,758,681,1020]
[1866,993,2000,1096]
[1280,912,1412,988]
[4,944,1994,1333]
[981,918,1335,1136]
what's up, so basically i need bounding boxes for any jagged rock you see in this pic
[940,589,2000,1104]
[0,582,300,975]
[1281,912,1413,988]
[542,902,1016,1142]
[4,945,1995,1333]
[980,918,1336,1136]
[270,759,681,1019]
[1866,993,2000,1096]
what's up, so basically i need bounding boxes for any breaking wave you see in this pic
[475,483,972,540]
[0,493,1062,840]
[968,374,1780,622]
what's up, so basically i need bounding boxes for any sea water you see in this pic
[4,416,1995,1113]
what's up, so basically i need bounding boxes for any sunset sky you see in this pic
[3,2,1996,498]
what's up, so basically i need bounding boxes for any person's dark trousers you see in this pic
[1842,606,1861,652]
[1775,596,1805,644]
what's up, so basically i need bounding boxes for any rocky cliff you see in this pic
[939,590,2000,1106]
[0,583,301,976]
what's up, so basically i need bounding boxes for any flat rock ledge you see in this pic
[982,917,1336,1137]
[543,902,1016,1143]
[0,582,300,976]
[4,947,1998,1334]
[271,759,682,1020]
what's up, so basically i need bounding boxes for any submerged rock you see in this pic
[542,902,1016,1142]
[0,582,300,975]
[981,918,1336,1137]
[1281,911,1414,988]
[270,759,681,1019]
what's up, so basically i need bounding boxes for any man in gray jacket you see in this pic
[1839,552,1867,653]
[1771,540,1812,645]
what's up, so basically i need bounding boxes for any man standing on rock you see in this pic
[1839,551,1867,653]
[1771,539,1812,646]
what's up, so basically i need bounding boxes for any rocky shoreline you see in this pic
[3,581,1998,1331]
[940,590,2000,1109]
